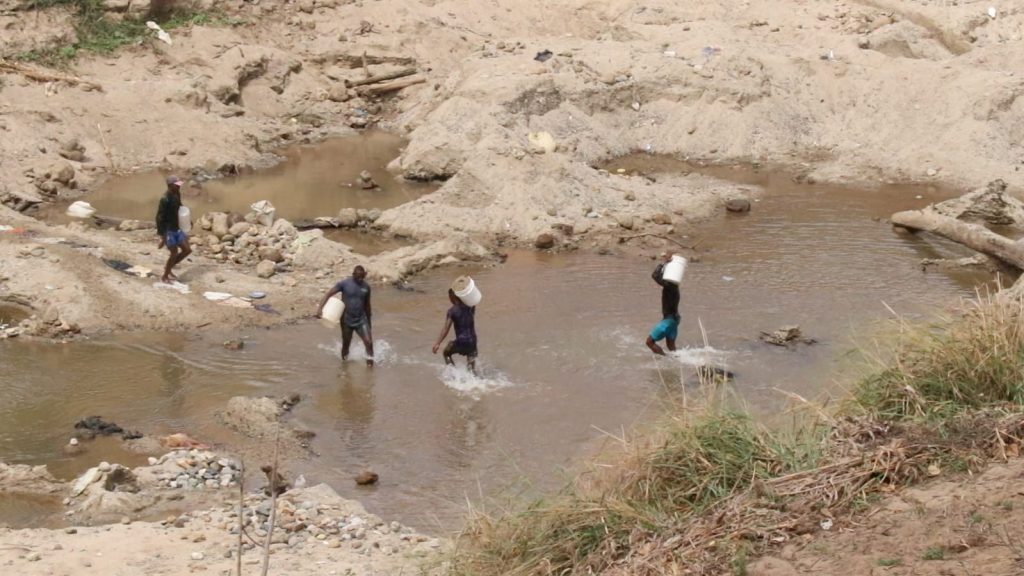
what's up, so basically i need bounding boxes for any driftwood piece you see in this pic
[355,75,425,96]
[891,180,1024,271]
[345,67,417,88]
[292,217,340,230]
[891,209,1024,270]
[0,58,104,92]
[310,52,416,69]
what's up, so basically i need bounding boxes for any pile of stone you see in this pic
[174,486,443,555]
[191,203,299,278]
[336,206,382,228]
[147,449,243,490]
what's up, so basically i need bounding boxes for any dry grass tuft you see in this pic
[451,294,1024,575]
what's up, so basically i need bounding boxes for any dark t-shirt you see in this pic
[653,263,681,320]
[447,303,477,346]
[335,277,371,327]
[155,192,181,235]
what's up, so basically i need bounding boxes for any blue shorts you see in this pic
[165,230,189,248]
[650,317,679,342]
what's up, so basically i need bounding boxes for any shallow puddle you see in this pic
[322,228,416,255]
[0,164,999,533]
[61,131,436,222]
[0,494,63,529]
[0,304,31,328]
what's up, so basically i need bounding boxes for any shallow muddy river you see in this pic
[63,131,435,222]
[0,163,996,533]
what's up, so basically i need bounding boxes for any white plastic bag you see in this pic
[250,200,276,227]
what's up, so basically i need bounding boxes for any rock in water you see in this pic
[534,233,555,249]
[725,199,752,213]
[223,339,244,351]
[354,471,379,485]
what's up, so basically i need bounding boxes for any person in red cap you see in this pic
[155,175,192,283]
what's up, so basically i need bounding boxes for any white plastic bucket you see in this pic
[66,201,96,219]
[320,295,345,326]
[662,255,687,285]
[178,206,191,233]
[452,276,482,307]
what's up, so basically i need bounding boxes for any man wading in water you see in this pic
[155,175,192,283]
[646,253,680,356]
[317,265,375,367]
[432,289,478,374]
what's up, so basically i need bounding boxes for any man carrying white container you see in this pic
[155,175,192,284]
[317,265,375,367]
[646,252,683,356]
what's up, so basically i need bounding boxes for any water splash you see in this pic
[666,346,731,368]
[439,364,514,396]
[317,339,396,365]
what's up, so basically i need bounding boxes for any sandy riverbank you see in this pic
[2,0,1021,337]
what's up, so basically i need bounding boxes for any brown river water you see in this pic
[0,153,999,533]
[52,131,435,224]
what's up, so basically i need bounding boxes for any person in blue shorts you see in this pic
[155,175,192,283]
[646,253,680,356]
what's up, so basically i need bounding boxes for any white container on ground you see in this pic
[320,295,345,326]
[178,206,191,233]
[66,201,96,219]
[452,276,482,307]
[662,255,687,285]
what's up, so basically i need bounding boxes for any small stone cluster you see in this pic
[148,450,242,490]
[191,206,299,278]
[335,206,382,228]
[163,492,442,557]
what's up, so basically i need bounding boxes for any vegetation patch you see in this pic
[14,0,235,67]
[451,296,1024,575]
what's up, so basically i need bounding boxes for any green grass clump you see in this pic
[452,410,824,576]
[14,0,230,66]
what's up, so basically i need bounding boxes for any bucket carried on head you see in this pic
[452,276,482,307]
[662,255,687,285]
[178,206,192,233]
[320,295,345,326]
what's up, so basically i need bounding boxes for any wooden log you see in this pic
[355,76,425,96]
[345,67,417,88]
[0,58,104,92]
[310,52,416,69]
[891,208,1024,270]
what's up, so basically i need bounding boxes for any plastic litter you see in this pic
[146,21,173,45]
[534,50,553,62]
[527,131,557,154]
[66,201,96,219]
[202,291,233,301]
[250,200,276,227]
[248,291,267,299]
[988,6,997,18]
[154,281,190,294]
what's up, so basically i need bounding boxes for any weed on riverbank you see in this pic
[451,295,1024,575]
[14,0,235,67]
